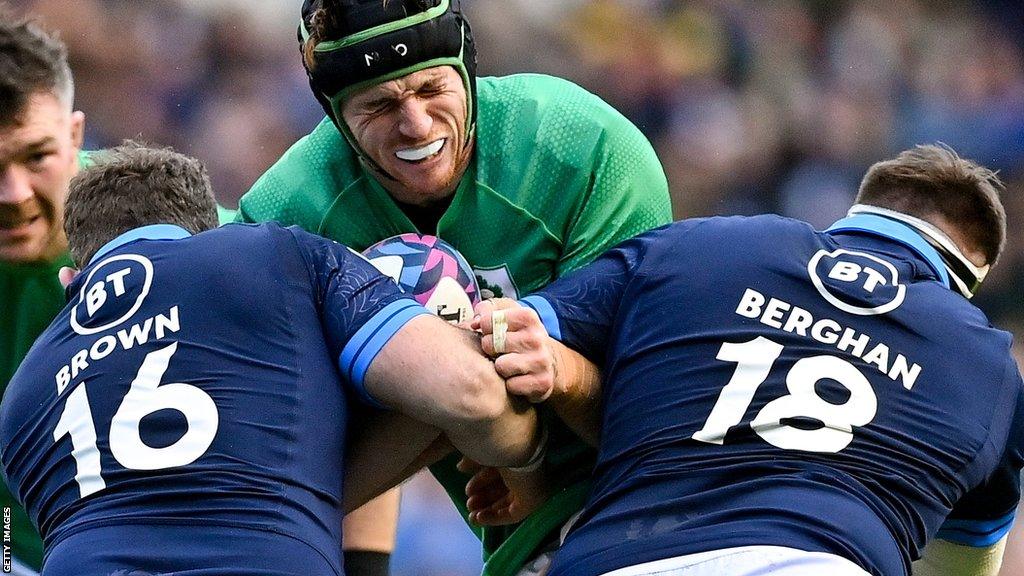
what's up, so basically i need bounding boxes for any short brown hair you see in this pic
[856,144,1006,265]
[64,142,219,267]
[0,4,74,127]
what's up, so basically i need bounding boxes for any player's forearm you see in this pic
[342,411,441,513]
[911,536,1007,576]
[362,316,541,468]
[344,432,454,514]
[443,368,542,468]
[398,320,542,467]
[547,339,603,447]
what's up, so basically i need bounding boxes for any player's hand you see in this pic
[473,299,558,403]
[459,457,552,526]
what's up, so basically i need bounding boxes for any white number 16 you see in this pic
[53,342,219,498]
[692,336,877,453]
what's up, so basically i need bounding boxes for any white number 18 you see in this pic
[692,336,877,453]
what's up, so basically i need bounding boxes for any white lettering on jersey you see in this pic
[56,306,182,395]
[105,268,132,297]
[736,288,765,319]
[733,288,921,390]
[55,342,220,499]
[808,249,906,316]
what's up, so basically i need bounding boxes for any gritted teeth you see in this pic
[395,139,445,162]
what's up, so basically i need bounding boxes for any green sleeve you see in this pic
[0,261,71,571]
[235,163,327,231]
[557,115,672,275]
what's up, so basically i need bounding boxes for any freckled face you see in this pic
[342,66,471,207]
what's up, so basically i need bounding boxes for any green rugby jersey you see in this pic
[238,72,672,575]
[0,253,73,569]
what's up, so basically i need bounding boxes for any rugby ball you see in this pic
[363,233,481,324]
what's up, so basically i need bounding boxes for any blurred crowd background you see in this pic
[7,0,1024,574]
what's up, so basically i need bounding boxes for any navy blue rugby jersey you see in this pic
[0,222,429,576]
[524,215,1024,576]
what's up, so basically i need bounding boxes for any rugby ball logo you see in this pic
[807,249,906,316]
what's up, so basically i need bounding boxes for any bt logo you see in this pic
[807,249,906,315]
[71,254,154,335]
[826,261,892,292]
[84,267,132,317]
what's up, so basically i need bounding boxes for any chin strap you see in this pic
[845,204,988,299]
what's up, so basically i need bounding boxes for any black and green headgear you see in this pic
[299,0,477,152]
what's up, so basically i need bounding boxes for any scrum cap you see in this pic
[299,0,477,141]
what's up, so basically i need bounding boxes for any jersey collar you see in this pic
[89,224,193,265]
[826,213,950,288]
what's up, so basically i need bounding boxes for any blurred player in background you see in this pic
[472,145,1021,576]
[0,9,86,572]
[1,143,546,575]
[236,0,672,574]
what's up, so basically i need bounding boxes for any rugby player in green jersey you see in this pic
[237,2,672,574]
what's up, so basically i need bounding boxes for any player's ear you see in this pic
[70,111,85,151]
[59,266,79,288]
